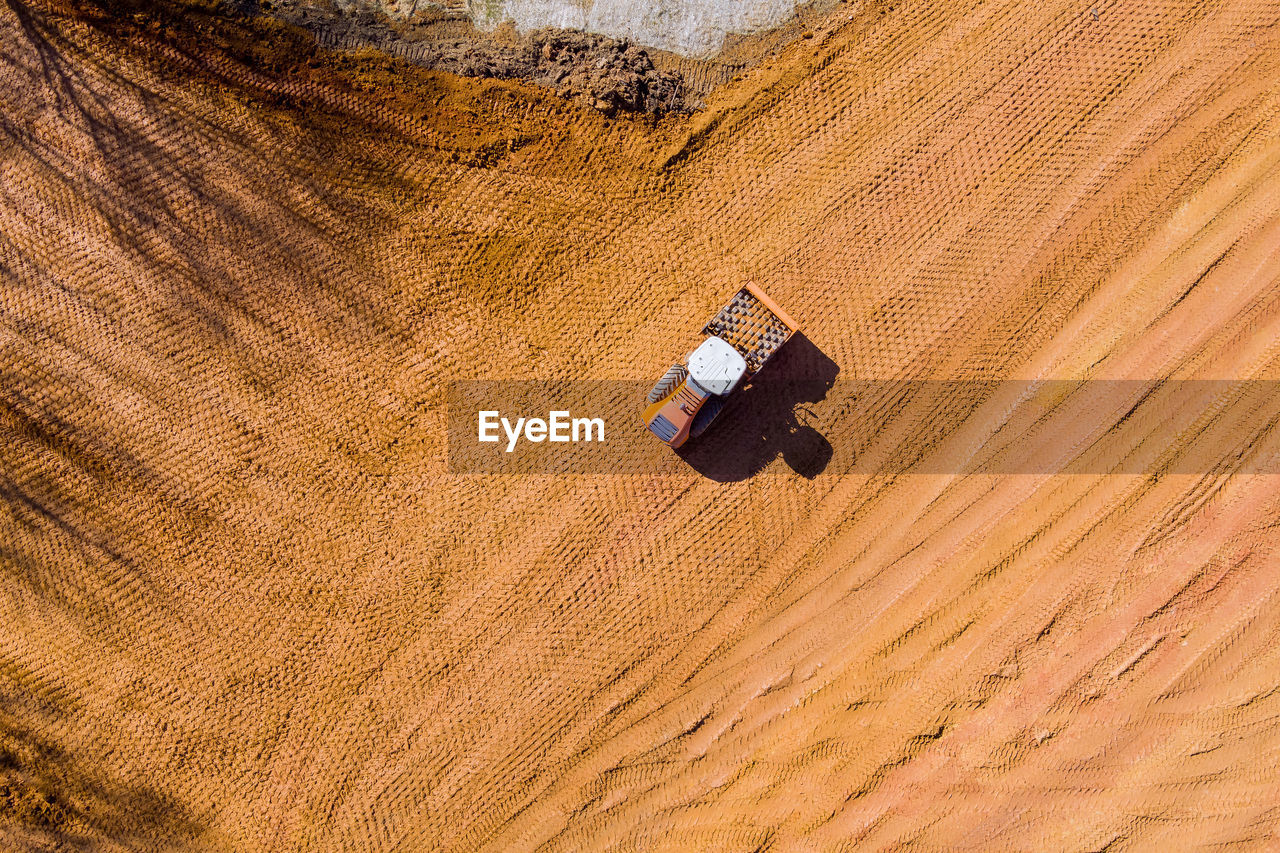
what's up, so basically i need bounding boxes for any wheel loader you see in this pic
[642,283,799,448]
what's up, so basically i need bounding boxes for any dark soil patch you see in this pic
[267,0,691,115]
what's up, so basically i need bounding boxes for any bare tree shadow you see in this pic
[0,4,419,846]
[0,702,206,849]
[0,0,420,364]
[677,333,839,480]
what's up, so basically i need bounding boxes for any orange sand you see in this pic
[2,0,1279,849]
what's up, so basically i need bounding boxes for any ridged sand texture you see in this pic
[2,0,1280,850]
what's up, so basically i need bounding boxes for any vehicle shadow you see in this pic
[677,333,839,481]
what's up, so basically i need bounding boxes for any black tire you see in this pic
[689,391,728,438]
[647,364,688,404]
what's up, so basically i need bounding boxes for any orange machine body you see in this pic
[642,283,799,449]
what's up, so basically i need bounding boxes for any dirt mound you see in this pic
[270,0,689,114]
[398,28,686,115]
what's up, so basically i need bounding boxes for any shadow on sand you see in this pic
[677,333,839,481]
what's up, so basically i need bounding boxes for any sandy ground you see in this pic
[2,0,1280,849]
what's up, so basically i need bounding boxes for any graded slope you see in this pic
[2,0,1279,850]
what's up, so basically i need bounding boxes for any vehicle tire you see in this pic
[689,391,727,438]
[647,364,688,404]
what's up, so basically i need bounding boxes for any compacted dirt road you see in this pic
[2,0,1279,849]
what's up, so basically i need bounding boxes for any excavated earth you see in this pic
[264,1,692,115]
[2,0,1280,850]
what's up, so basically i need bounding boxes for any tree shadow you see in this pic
[677,333,839,481]
[0,0,421,365]
[0,700,207,849]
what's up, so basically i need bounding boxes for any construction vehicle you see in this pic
[643,283,800,448]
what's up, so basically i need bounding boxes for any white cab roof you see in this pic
[688,336,747,396]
